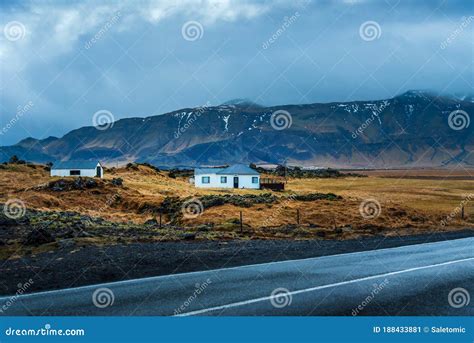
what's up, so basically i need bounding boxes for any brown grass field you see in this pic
[1,163,474,241]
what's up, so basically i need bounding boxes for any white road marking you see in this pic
[175,256,474,316]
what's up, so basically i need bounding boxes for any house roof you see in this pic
[194,167,225,175]
[52,160,101,170]
[195,164,259,175]
[218,164,259,175]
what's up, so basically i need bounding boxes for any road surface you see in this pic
[1,237,473,316]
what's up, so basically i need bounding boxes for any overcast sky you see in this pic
[0,0,472,145]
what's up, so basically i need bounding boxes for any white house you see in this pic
[51,161,104,178]
[194,164,260,189]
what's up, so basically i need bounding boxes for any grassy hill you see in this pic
[1,163,473,248]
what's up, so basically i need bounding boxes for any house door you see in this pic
[233,176,239,188]
[96,166,102,178]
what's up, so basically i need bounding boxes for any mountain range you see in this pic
[1,91,473,168]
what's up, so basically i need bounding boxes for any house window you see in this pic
[70,170,81,176]
[220,176,227,183]
[252,177,258,184]
[202,176,210,184]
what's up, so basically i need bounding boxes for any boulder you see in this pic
[144,218,158,226]
[111,178,123,186]
[182,233,196,240]
[197,224,213,232]
[0,214,18,227]
[316,230,326,238]
[24,228,54,246]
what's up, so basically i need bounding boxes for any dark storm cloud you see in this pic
[0,0,472,144]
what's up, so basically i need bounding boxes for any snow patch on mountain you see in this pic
[222,114,230,132]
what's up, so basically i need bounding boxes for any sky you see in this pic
[0,0,473,145]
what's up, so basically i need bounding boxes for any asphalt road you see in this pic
[1,237,473,316]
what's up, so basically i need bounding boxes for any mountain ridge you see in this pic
[1,91,473,168]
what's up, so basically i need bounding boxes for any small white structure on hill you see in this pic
[194,164,260,189]
[51,161,104,178]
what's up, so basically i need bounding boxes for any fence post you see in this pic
[240,211,243,233]
[296,209,300,225]
[461,205,465,220]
